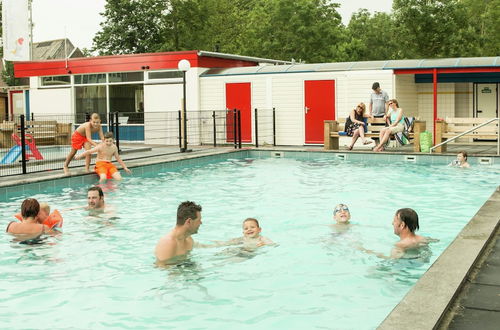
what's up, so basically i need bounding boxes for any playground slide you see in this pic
[0,145,22,165]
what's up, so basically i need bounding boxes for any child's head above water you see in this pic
[333,203,351,224]
[242,218,262,238]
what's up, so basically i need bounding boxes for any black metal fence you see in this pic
[0,108,276,177]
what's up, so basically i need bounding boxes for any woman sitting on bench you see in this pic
[374,99,405,152]
[346,102,372,150]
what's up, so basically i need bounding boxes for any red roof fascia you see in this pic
[394,67,500,75]
[14,50,257,77]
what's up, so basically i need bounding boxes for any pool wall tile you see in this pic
[0,188,6,201]
[23,182,41,194]
[6,185,24,199]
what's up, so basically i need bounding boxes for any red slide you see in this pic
[11,133,44,160]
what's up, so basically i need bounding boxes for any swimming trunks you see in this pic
[71,131,88,150]
[95,161,118,179]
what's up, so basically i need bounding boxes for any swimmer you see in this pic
[6,198,56,244]
[359,208,432,259]
[449,151,470,168]
[86,186,106,212]
[224,218,274,248]
[331,203,352,234]
[75,132,131,183]
[63,113,105,175]
[155,201,203,266]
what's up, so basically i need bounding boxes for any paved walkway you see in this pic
[445,227,500,329]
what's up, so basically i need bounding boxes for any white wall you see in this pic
[29,87,72,118]
[394,74,418,117]
[200,69,393,146]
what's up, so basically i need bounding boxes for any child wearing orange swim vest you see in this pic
[76,131,131,183]
[13,202,64,229]
[7,199,59,243]
[63,113,105,175]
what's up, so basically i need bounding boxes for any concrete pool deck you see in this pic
[1,144,499,329]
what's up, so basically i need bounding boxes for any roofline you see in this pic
[197,50,292,65]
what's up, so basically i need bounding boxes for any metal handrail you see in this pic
[430,117,499,155]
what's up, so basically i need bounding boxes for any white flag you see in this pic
[2,0,30,61]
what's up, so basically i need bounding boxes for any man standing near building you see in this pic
[369,82,389,118]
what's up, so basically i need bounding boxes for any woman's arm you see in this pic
[349,109,364,125]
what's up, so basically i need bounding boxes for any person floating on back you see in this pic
[155,201,203,266]
[64,113,105,175]
[6,198,58,244]
[76,132,131,183]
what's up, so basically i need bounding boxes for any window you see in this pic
[148,71,183,79]
[108,72,144,83]
[74,74,106,84]
[109,84,144,123]
[75,86,107,123]
[40,75,71,86]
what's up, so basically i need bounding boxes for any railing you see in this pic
[1,108,277,177]
[430,117,499,155]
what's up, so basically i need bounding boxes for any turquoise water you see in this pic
[1,156,499,329]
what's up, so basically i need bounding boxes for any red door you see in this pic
[304,80,335,144]
[226,82,251,143]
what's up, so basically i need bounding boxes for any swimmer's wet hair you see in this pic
[396,208,419,233]
[88,186,104,198]
[21,198,40,218]
[104,132,114,139]
[458,151,467,160]
[243,217,260,227]
[177,201,202,225]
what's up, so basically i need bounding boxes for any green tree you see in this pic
[461,0,500,56]
[392,0,476,58]
[92,0,168,55]
[343,9,399,61]
[241,0,346,62]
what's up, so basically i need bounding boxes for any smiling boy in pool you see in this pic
[224,218,274,248]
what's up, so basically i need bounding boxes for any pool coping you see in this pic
[378,186,500,330]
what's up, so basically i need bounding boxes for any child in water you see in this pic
[226,218,274,247]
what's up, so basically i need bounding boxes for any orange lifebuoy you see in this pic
[14,209,63,229]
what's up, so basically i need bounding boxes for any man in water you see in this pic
[86,186,105,212]
[360,208,429,259]
[155,201,202,265]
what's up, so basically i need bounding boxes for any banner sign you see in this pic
[2,0,30,61]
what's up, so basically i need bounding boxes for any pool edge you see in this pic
[378,186,500,330]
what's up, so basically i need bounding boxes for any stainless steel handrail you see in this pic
[430,117,499,155]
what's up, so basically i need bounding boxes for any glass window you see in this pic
[74,74,106,84]
[40,75,70,86]
[148,71,183,79]
[75,86,107,123]
[109,84,144,124]
[108,72,144,83]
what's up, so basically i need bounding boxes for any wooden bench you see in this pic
[434,117,499,153]
[15,120,71,146]
[324,117,426,152]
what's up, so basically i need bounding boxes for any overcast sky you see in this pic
[32,0,393,50]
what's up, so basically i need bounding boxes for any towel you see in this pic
[393,117,415,146]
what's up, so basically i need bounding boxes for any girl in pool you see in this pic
[450,151,470,168]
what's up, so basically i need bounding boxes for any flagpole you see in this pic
[28,0,33,60]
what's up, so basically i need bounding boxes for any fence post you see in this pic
[237,109,242,149]
[31,113,34,121]
[272,107,276,146]
[114,112,121,153]
[254,108,258,148]
[85,112,91,122]
[233,109,237,149]
[108,112,114,136]
[212,111,217,147]
[178,110,182,150]
[20,115,27,174]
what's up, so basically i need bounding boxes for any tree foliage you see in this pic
[88,0,500,61]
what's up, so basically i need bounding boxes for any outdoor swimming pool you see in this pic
[1,153,499,329]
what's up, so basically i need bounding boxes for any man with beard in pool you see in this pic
[155,201,202,266]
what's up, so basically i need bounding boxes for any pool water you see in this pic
[1,156,499,329]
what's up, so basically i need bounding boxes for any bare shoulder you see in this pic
[155,233,177,262]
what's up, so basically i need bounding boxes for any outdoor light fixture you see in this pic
[178,59,191,152]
